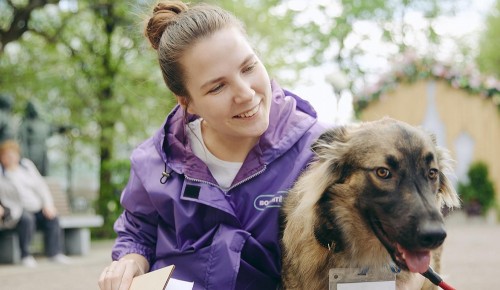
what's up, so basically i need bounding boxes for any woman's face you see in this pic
[0,148,20,169]
[179,27,272,146]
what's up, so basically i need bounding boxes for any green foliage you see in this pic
[458,161,496,215]
[477,0,500,78]
[257,0,469,92]
[92,158,130,239]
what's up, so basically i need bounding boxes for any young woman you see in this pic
[98,1,325,289]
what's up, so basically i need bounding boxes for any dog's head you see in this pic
[312,117,460,273]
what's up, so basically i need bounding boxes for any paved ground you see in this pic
[0,211,498,290]
[0,239,113,290]
[439,211,500,289]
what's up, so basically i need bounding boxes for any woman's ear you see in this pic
[176,95,194,114]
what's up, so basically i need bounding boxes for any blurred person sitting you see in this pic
[0,140,70,267]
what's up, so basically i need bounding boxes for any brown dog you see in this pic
[281,118,460,290]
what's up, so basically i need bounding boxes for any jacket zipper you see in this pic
[184,165,267,194]
[184,175,219,188]
[227,165,267,192]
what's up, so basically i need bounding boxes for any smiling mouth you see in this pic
[367,213,431,274]
[234,103,259,118]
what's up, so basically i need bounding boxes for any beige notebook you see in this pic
[129,265,175,290]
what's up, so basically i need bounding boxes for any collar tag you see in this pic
[329,267,396,290]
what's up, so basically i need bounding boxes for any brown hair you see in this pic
[144,1,246,100]
[0,140,20,157]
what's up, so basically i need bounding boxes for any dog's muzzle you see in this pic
[367,211,446,274]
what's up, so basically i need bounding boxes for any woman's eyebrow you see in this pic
[199,54,256,91]
[200,77,224,91]
[240,54,256,67]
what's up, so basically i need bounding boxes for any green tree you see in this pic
[0,0,61,53]
[282,0,470,92]
[477,0,500,78]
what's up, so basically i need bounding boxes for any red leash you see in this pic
[421,267,456,290]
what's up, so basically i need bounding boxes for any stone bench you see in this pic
[0,178,104,264]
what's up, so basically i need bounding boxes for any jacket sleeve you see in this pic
[111,165,159,265]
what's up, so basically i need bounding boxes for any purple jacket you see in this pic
[112,81,324,290]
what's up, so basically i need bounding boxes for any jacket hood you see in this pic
[149,80,318,184]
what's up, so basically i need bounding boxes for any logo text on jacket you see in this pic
[253,191,286,211]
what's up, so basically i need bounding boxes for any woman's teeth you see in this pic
[236,105,259,118]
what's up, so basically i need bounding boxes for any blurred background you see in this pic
[0,0,498,240]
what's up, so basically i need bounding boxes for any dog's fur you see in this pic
[281,118,460,290]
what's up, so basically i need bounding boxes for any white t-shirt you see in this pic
[186,119,242,191]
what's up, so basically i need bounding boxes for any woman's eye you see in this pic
[208,84,224,94]
[428,168,439,179]
[242,63,257,73]
[375,167,391,179]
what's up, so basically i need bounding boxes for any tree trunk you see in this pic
[95,3,120,238]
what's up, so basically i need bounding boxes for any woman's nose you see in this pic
[233,80,255,103]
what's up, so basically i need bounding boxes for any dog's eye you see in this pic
[375,167,391,179]
[428,169,439,179]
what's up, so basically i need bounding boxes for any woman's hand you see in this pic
[42,205,57,220]
[98,254,149,290]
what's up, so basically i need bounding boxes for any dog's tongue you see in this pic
[397,245,431,273]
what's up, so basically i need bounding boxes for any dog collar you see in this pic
[313,228,342,253]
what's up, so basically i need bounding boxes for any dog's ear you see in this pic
[311,126,348,156]
[310,126,353,183]
[424,130,461,209]
[436,146,461,209]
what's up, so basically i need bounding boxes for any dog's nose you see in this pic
[417,221,447,249]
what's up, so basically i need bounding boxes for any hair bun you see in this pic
[145,1,189,50]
